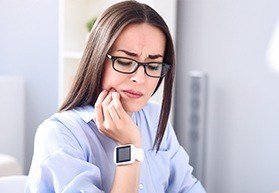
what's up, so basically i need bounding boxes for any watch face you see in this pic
[116,145,131,163]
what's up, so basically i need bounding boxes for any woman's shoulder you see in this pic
[35,111,76,142]
[38,107,86,133]
[35,106,95,149]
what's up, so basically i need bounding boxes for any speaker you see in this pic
[186,71,208,183]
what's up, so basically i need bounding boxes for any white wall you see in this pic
[0,0,59,173]
[0,77,25,167]
[175,0,279,192]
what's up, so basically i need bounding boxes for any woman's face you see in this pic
[101,23,166,115]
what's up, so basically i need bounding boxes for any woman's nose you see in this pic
[130,66,146,84]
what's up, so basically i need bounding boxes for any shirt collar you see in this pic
[74,105,95,123]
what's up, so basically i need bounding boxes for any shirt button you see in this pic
[139,183,144,189]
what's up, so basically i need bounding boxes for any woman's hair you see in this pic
[59,0,175,152]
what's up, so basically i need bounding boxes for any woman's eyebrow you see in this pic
[148,54,163,59]
[117,49,163,59]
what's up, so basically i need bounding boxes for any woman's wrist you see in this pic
[132,135,142,148]
[116,138,141,147]
[133,142,142,148]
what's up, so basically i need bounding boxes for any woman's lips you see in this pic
[122,90,143,99]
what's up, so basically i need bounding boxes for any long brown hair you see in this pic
[59,0,175,152]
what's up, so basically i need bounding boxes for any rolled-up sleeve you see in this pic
[164,122,206,193]
[25,119,105,193]
[36,148,104,193]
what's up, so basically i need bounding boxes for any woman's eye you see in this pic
[116,59,133,66]
[148,64,161,71]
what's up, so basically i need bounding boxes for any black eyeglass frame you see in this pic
[107,54,171,78]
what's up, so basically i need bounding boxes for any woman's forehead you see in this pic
[111,23,166,56]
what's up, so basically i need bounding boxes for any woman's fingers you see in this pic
[94,89,127,140]
[108,98,121,122]
[94,90,108,129]
[112,91,128,119]
[101,91,115,130]
[94,90,140,145]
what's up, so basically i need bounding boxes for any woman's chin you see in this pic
[122,101,144,114]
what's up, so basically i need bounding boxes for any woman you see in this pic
[26,1,206,193]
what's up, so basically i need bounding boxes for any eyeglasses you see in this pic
[107,54,171,78]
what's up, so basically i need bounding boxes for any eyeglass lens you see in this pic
[113,57,167,77]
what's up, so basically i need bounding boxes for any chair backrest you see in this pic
[0,154,22,177]
[0,175,27,193]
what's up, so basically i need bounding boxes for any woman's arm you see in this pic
[25,121,106,193]
[110,148,141,193]
[94,90,142,193]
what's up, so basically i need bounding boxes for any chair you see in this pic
[0,154,22,177]
[0,175,27,193]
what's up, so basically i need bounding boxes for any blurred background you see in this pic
[0,0,279,192]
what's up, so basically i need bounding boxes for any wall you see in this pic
[0,0,59,173]
[175,0,279,192]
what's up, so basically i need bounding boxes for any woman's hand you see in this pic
[94,89,141,147]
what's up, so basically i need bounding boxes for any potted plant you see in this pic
[86,16,98,33]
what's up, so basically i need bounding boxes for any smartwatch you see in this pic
[114,144,144,166]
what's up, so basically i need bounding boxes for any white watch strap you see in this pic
[134,146,144,162]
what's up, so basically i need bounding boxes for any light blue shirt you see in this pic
[25,101,206,193]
